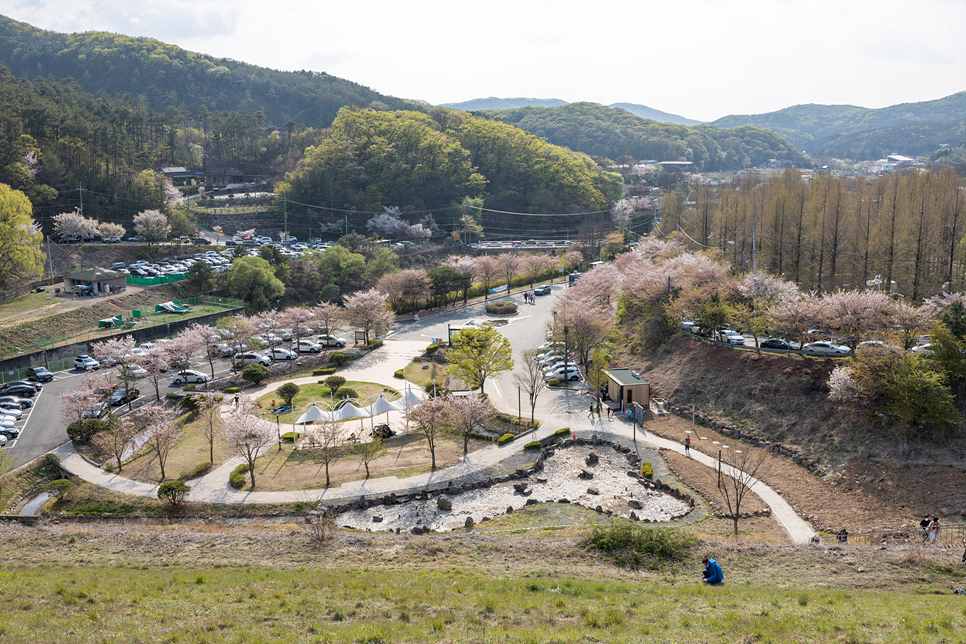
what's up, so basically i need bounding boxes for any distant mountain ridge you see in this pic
[443,97,702,126]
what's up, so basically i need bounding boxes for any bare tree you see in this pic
[409,396,453,470]
[196,393,223,465]
[357,436,387,479]
[219,395,275,490]
[497,253,522,295]
[304,419,346,487]
[92,412,138,473]
[92,336,139,411]
[717,447,768,536]
[512,348,546,426]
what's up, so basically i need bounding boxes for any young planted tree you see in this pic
[717,446,768,537]
[305,419,346,487]
[219,396,276,490]
[473,256,500,301]
[196,394,223,465]
[408,396,453,470]
[447,326,514,394]
[138,403,184,482]
[512,348,547,427]
[275,382,301,449]
[342,288,394,345]
[446,393,494,457]
[92,411,138,473]
[357,436,387,479]
[585,348,612,410]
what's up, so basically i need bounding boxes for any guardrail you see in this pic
[835,524,966,547]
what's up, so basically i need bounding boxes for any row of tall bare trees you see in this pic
[673,167,965,301]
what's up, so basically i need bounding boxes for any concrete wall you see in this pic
[0,307,242,373]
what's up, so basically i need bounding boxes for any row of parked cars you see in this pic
[533,340,582,381]
[224,333,349,365]
[0,379,41,444]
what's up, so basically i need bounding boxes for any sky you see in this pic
[1,0,964,123]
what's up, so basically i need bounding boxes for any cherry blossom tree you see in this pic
[343,288,394,345]
[444,255,478,303]
[92,336,139,410]
[216,315,255,368]
[280,306,316,352]
[219,395,275,490]
[138,403,184,482]
[822,289,892,350]
[885,300,937,349]
[769,293,824,347]
[312,301,342,336]
[53,211,98,239]
[559,249,583,273]
[97,222,126,239]
[60,373,109,427]
[92,412,138,473]
[133,209,171,244]
[521,254,556,289]
[377,269,430,316]
[196,393,223,465]
[497,253,522,295]
[512,348,547,426]
[473,256,501,301]
[446,393,494,457]
[137,344,172,401]
[303,418,346,487]
[409,396,453,470]
[171,324,207,382]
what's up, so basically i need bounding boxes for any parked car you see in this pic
[0,401,24,411]
[74,355,100,370]
[108,388,140,406]
[0,396,32,409]
[533,285,552,296]
[233,353,271,367]
[267,347,298,361]
[192,237,211,245]
[172,370,208,385]
[910,343,934,356]
[0,435,7,447]
[544,365,582,381]
[316,335,347,348]
[716,330,746,345]
[102,236,121,243]
[1,384,37,398]
[1,380,42,393]
[27,367,54,382]
[759,338,801,351]
[802,342,852,356]
[0,407,23,420]
[82,402,107,419]
[296,340,322,354]
[0,426,20,438]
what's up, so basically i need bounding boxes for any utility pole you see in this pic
[77,183,84,215]
[283,195,288,241]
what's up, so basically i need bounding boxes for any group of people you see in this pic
[920,516,941,544]
[522,291,538,304]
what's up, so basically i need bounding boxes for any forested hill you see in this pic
[445,97,701,126]
[477,103,804,170]
[712,92,966,156]
[815,118,966,163]
[0,15,424,129]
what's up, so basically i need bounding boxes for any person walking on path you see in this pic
[234,394,240,408]
[702,558,723,585]
[588,403,595,419]
[928,517,941,544]
[685,435,691,457]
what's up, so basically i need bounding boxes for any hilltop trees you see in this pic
[226,256,285,313]
[0,183,45,289]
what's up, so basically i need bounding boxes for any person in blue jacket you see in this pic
[702,558,723,584]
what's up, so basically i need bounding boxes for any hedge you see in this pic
[393,369,404,379]
[425,343,439,354]
[524,441,542,450]
[641,462,653,479]
[313,368,337,376]
[224,386,240,394]
[178,461,212,481]
[555,427,572,437]
[547,378,564,387]
[229,463,249,490]
[366,339,384,350]
[280,431,301,441]
[496,433,515,446]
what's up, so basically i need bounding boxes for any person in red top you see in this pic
[684,435,691,456]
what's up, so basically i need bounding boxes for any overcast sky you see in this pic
[2,0,964,122]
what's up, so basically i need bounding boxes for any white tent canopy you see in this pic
[369,396,404,415]
[334,402,371,421]
[294,405,333,425]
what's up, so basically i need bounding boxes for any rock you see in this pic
[526,498,539,506]
[630,511,640,521]
[628,499,643,509]
[372,515,383,522]
[481,516,490,522]
[383,495,394,506]
[578,469,594,480]
[585,452,599,466]
[587,487,600,495]
[437,496,452,511]
[411,526,423,535]
[558,498,570,504]
[465,517,475,528]
[536,477,548,484]
[595,505,603,513]
[506,506,513,514]
[513,482,529,493]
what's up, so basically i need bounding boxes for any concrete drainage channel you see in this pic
[334,436,697,533]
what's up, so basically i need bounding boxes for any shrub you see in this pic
[313,368,336,376]
[179,393,204,411]
[424,381,450,397]
[179,462,212,480]
[224,386,240,394]
[524,441,542,450]
[66,418,109,443]
[182,383,197,392]
[241,363,271,386]
[425,343,439,354]
[43,453,61,470]
[547,377,564,387]
[366,339,384,350]
[232,463,250,476]
[641,462,653,479]
[393,369,404,379]
[485,301,518,315]
[496,433,515,446]
[280,431,301,441]
[580,525,697,570]
[334,387,358,401]
[157,480,190,506]
[329,352,352,366]
[229,474,246,490]
[43,479,73,498]
[324,376,346,391]
[555,427,572,437]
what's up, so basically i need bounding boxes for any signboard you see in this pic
[489,285,508,294]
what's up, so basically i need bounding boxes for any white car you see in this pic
[172,370,208,385]
[0,408,22,421]
[544,366,582,381]
[297,340,322,354]
[802,342,852,356]
[234,353,271,366]
[910,343,934,356]
[316,335,347,348]
[74,355,100,370]
[716,330,745,345]
[268,347,298,361]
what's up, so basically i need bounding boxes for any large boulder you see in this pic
[437,496,452,511]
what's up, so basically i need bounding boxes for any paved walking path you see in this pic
[53,339,816,544]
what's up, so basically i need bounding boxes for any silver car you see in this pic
[802,342,852,356]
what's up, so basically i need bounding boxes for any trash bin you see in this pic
[625,410,633,421]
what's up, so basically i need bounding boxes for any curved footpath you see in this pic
[53,339,816,544]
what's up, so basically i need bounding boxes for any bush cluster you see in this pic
[485,301,518,315]
[524,441,542,450]
[496,433,515,446]
[66,418,109,443]
[178,462,212,481]
[425,343,439,354]
[393,369,404,379]
[555,427,572,437]
[329,352,352,366]
[335,387,358,401]
[229,463,250,489]
[241,363,271,386]
[43,479,73,498]
[580,525,697,570]
[548,377,564,387]
[366,339,384,350]
[157,480,190,506]
[224,386,240,394]
[641,462,653,479]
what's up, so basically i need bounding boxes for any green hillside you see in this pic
[0,14,424,130]
[712,91,966,154]
[814,118,966,160]
[477,102,804,170]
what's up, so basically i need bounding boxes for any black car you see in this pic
[1,381,42,393]
[0,427,20,438]
[760,338,801,351]
[108,388,140,406]
[224,239,238,246]
[27,367,54,382]
[82,235,95,243]
[0,396,31,409]
[2,384,36,398]
[192,237,211,245]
